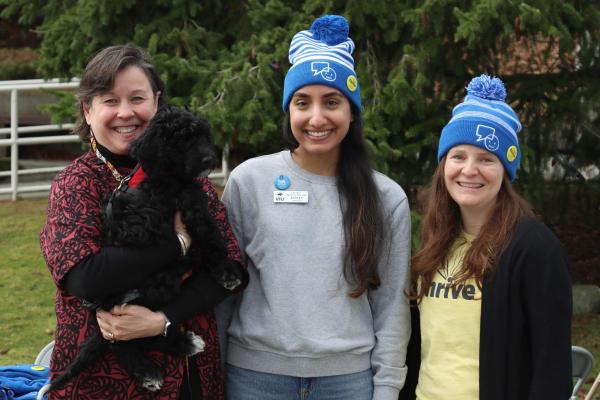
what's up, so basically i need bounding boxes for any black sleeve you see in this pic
[399,303,420,400]
[160,261,246,326]
[64,236,180,299]
[520,223,572,398]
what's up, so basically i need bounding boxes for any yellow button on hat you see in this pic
[347,75,358,92]
[507,145,518,162]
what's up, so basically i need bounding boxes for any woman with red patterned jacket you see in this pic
[39,44,246,400]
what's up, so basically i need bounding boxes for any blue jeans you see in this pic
[225,364,373,400]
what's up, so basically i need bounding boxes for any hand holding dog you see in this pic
[174,211,192,243]
[174,211,192,256]
[97,304,166,342]
[95,212,190,342]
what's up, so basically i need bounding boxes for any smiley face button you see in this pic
[507,145,518,162]
[347,75,358,92]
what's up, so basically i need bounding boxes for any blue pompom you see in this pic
[309,15,349,45]
[466,74,507,101]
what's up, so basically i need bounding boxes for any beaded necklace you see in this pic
[90,131,131,190]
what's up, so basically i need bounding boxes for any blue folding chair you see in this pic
[34,341,54,400]
[34,341,54,368]
[572,345,594,400]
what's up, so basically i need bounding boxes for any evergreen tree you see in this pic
[2,0,599,187]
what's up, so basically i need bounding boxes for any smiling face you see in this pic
[444,144,505,224]
[83,65,159,155]
[288,85,352,172]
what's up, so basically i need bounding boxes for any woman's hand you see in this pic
[96,304,166,342]
[174,211,192,256]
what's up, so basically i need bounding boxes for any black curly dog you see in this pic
[49,105,243,392]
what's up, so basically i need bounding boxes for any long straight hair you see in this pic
[282,107,385,297]
[411,157,534,302]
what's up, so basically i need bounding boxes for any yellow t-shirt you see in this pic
[416,235,482,400]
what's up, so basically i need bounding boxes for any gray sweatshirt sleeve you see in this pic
[216,173,245,361]
[369,184,412,400]
[221,174,246,256]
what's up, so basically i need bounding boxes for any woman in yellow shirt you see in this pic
[400,74,572,400]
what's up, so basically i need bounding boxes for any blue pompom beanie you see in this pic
[437,74,522,180]
[282,15,361,112]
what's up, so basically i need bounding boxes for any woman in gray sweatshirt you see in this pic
[220,14,411,400]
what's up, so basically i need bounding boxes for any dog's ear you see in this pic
[182,114,219,178]
[129,104,175,175]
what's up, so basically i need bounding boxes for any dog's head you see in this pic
[129,104,218,181]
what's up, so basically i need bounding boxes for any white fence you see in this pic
[0,79,228,201]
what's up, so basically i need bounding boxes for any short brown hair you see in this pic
[73,44,166,140]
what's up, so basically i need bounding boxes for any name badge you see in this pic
[273,191,308,203]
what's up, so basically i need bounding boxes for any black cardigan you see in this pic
[400,217,572,400]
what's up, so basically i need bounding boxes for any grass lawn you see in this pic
[0,197,599,396]
[0,198,55,364]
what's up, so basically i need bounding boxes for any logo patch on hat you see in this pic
[311,62,336,81]
[475,124,499,152]
[347,75,358,92]
[507,145,518,162]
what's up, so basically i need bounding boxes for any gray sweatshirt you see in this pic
[220,151,411,400]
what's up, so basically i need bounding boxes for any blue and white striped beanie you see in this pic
[437,74,522,180]
[282,15,361,112]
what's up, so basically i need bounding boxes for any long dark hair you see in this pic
[283,107,385,297]
[74,43,166,141]
[411,157,534,302]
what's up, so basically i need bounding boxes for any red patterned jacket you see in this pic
[40,151,242,399]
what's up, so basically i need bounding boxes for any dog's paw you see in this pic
[141,375,163,392]
[186,331,206,355]
[213,265,244,291]
[221,277,242,291]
